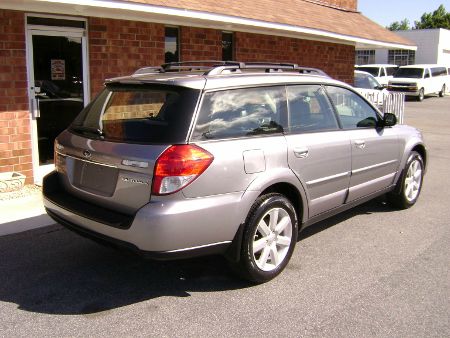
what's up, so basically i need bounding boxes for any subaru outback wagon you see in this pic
[43,61,426,283]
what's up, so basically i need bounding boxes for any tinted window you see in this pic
[386,67,398,76]
[326,86,379,129]
[395,68,423,78]
[165,27,179,63]
[71,85,200,144]
[380,68,386,77]
[424,69,430,78]
[222,32,234,61]
[357,67,379,77]
[287,85,338,132]
[192,87,286,140]
[431,67,447,76]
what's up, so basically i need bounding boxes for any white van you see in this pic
[356,64,399,87]
[388,65,449,101]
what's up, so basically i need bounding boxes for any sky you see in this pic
[358,0,449,27]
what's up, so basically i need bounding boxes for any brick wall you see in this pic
[88,17,165,96]
[0,9,33,183]
[180,27,222,60]
[235,32,354,84]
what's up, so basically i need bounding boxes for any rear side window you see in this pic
[192,86,286,140]
[431,67,447,77]
[326,86,379,129]
[286,85,338,133]
[71,85,200,144]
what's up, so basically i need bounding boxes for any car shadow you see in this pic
[0,197,394,316]
[298,197,394,241]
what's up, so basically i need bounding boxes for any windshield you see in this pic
[70,84,200,144]
[357,67,379,77]
[394,68,424,79]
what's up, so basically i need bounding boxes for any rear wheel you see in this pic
[439,84,446,97]
[417,88,425,101]
[388,151,424,209]
[230,193,298,283]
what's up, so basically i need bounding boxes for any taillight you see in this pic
[152,145,214,195]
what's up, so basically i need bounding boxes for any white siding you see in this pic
[437,29,450,67]
[396,29,440,64]
[357,29,450,67]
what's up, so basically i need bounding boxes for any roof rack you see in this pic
[132,61,329,77]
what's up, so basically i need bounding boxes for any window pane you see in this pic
[287,85,338,132]
[222,32,233,61]
[192,87,286,140]
[71,86,200,144]
[165,27,179,63]
[326,86,378,129]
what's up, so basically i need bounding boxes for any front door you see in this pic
[26,17,89,183]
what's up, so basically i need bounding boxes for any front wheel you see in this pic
[417,88,425,101]
[388,151,424,209]
[439,84,446,97]
[230,193,298,283]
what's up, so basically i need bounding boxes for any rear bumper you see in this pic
[43,171,258,257]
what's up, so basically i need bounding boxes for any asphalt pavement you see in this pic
[0,96,449,337]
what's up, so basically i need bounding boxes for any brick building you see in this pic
[0,0,415,184]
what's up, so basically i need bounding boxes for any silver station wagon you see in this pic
[43,62,426,283]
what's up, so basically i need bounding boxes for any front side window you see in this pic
[165,27,179,63]
[192,87,286,140]
[286,85,338,132]
[325,86,379,129]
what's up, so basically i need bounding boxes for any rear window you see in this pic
[70,85,200,144]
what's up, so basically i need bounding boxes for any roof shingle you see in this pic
[124,0,414,46]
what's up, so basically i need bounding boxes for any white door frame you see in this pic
[25,14,90,184]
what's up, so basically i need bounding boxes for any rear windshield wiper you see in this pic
[71,125,105,137]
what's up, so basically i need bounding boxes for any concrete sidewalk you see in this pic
[0,187,55,236]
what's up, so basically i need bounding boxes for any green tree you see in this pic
[414,4,450,29]
[387,18,410,31]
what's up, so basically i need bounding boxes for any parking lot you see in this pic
[0,96,449,337]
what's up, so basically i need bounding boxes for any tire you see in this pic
[388,151,424,209]
[230,193,298,283]
[439,84,446,97]
[417,88,425,102]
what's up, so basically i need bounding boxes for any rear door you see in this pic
[284,85,351,218]
[55,84,201,214]
[325,86,400,202]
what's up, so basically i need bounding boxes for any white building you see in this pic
[356,28,450,67]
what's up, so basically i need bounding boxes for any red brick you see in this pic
[0,165,14,172]
[13,162,32,171]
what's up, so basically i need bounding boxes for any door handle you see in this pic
[354,140,366,149]
[293,147,309,158]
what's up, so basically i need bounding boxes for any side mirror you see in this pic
[381,113,397,127]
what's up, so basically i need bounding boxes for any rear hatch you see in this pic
[52,83,201,215]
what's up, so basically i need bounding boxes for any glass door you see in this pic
[27,25,89,183]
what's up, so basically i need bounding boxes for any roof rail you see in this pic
[132,66,164,76]
[132,61,329,77]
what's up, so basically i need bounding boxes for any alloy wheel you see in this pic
[404,158,423,202]
[252,207,293,272]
